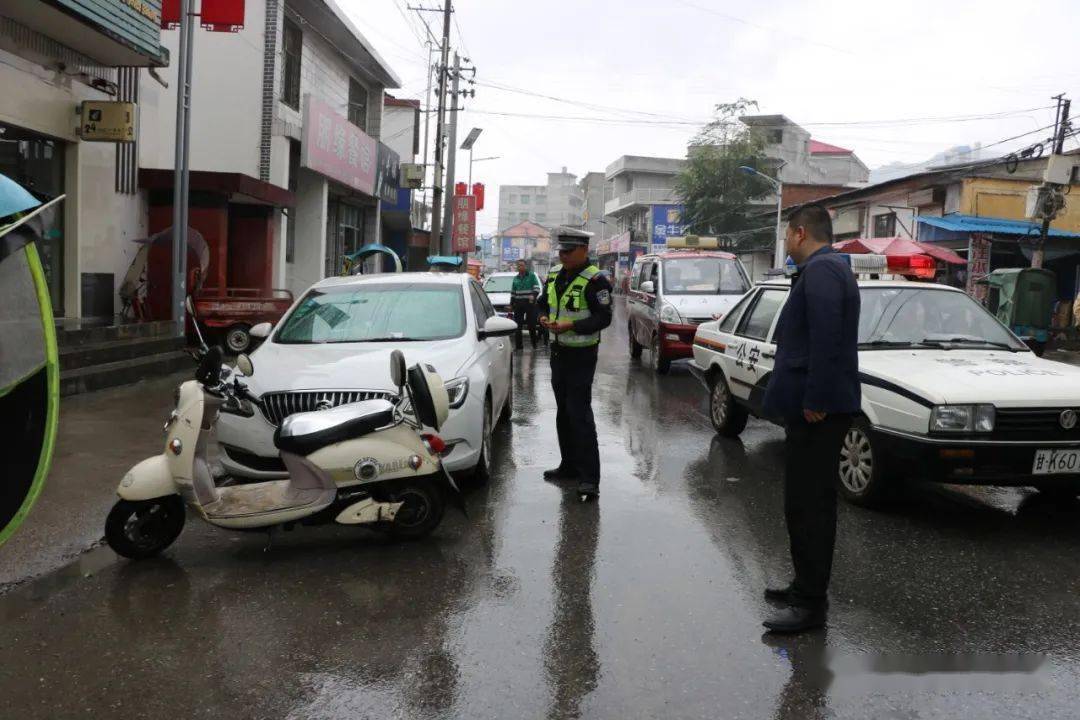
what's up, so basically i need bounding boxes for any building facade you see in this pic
[496,166,593,232]
[139,0,401,303]
[0,1,168,319]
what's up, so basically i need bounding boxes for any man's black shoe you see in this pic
[764,584,796,603]
[543,467,575,481]
[577,481,599,500]
[762,605,826,634]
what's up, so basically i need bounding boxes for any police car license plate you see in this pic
[1032,449,1080,474]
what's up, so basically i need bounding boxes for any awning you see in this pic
[834,237,966,264]
[139,170,295,208]
[917,213,1080,240]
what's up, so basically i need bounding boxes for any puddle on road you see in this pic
[0,544,118,623]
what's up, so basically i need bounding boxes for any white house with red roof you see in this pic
[740,115,869,187]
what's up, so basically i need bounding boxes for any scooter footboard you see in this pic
[118,455,176,501]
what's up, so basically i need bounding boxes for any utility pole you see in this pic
[1033,96,1071,269]
[171,0,194,331]
[441,52,461,255]
[419,41,435,230]
[428,0,452,254]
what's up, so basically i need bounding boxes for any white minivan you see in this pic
[627,239,751,374]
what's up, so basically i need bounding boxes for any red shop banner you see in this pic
[451,195,477,253]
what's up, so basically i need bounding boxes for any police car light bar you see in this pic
[667,235,720,249]
[845,253,889,274]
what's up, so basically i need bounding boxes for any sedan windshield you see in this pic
[483,275,515,293]
[275,283,466,344]
[858,288,1026,350]
[663,257,748,295]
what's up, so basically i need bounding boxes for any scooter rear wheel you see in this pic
[105,496,186,560]
[381,479,445,540]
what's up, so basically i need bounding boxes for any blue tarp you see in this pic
[917,213,1080,240]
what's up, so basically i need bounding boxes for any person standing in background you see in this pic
[511,260,543,350]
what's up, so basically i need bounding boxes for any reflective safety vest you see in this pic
[547,264,601,347]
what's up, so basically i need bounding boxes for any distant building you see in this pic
[579,171,608,240]
[497,166,589,232]
[739,115,869,186]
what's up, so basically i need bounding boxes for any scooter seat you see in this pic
[274,399,396,456]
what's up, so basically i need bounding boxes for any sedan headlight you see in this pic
[930,405,995,433]
[445,377,469,409]
[659,302,683,324]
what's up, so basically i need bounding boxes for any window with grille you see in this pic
[348,77,367,130]
[281,18,302,110]
[873,213,896,238]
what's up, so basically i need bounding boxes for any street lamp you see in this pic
[740,165,784,269]
[468,155,501,188]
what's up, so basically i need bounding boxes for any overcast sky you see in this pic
[341,0,1080,234]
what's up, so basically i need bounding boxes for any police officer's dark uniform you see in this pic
[537,229,613,499]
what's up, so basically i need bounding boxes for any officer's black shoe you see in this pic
[762,605,826,634]
[764,583,796,603]
[543,467,575,482]
[577,481,599,500]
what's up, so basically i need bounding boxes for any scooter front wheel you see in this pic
[105,496,186,560]
[379,479,445,540]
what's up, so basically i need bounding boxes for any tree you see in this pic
[675,98,773,251]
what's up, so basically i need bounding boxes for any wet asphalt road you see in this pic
[3,302,1080,719]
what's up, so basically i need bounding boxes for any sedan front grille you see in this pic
[993,408,1080,441]
[259,389,396,426]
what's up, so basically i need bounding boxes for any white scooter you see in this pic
[105,307,463,559]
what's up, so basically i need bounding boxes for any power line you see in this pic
[389,0,427,50]
[452,9,471,60]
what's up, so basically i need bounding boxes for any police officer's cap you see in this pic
[554,226,593,252]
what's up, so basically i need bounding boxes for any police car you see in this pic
[690,260,1080,506]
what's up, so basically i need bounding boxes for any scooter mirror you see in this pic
[184,295,195,316]
[389,349,406,390]
[236,353,254,376]
[195,346,224,386]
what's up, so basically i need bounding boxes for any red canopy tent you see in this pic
[833,236,966,264]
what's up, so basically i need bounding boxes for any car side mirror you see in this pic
[640,280,655,294]
[480,316,517,339]
[250,322,272,339]
[236,353,254,376]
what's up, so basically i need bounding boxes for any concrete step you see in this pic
[59,335,188,372]
[60,350,194,397]
[57,320,179,348]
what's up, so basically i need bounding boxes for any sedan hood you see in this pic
[859,349,1080,406]
[668,294,743,322]
[245,339,471,393]
[486,292,512,307]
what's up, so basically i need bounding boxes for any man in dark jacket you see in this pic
[761,204,860,633]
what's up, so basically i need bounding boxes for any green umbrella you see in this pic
[0,190,63,547]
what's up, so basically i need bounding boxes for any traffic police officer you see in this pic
[538,228,613,500]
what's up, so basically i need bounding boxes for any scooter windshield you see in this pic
[0,206,60,547]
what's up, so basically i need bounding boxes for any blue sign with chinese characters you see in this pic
[651,205,689,245]
[501,237,522,261]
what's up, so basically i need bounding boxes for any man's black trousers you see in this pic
[783,414,851,607]
[513,300,538,349]
[550,344,599,485]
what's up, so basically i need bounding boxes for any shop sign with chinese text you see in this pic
[452,195,477,253]
[301,95,377,196]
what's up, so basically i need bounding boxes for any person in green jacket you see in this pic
[511,259,543,349]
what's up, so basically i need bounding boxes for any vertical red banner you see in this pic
[161,0,181,28]
[451,195,477,253]
[201,0,246,32]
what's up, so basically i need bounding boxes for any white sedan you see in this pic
[691,278,1080,506]
[217,272,516,480]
